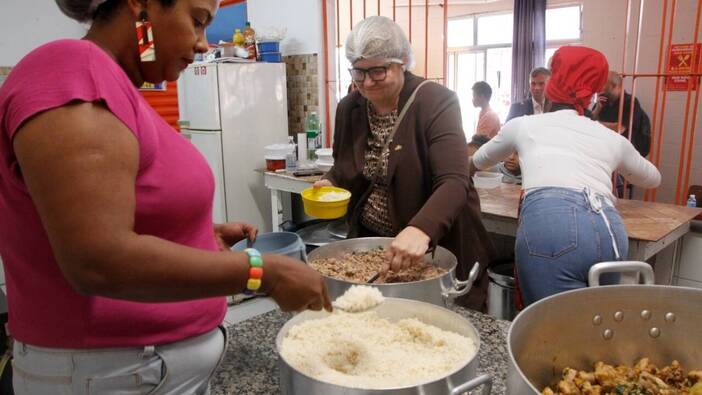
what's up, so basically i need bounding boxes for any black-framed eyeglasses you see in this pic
[348,62,402,83]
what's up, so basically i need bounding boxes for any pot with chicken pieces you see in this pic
[542,358,702,395]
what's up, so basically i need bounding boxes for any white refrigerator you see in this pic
[178,62,289,232]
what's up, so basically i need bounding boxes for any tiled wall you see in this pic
[284,54,319,136]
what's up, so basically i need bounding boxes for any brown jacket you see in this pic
[325,72,495,310]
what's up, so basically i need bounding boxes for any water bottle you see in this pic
[285,136,297,171]
[687,194,697,208]
[305,111,320,161]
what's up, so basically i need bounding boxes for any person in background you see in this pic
[0,1,330,394]
[471,46,661,306]
[499,68,551,184]
[472,81,501,138]
[497,152,522,184]
[506,67,552,122]
[592,71,652,158]
[315,16,494,310]
[592,71,652,198]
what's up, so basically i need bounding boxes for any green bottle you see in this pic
[305,111,320,160]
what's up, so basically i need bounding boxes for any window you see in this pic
[336,45,353,100]
[447,5,582,138]
[545,47,557,67]
[546,6,582,42]
[477,13,513,46]
[454,52,485,134]
[447,17,474,48]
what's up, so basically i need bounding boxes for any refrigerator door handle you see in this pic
[178,119,191,128]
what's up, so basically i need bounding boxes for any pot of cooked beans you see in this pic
[307,237,479,307]
[507,261,702,395]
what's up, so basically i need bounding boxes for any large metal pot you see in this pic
[307,237,479,306]
[507,261,702,394]
[276,298,491,394]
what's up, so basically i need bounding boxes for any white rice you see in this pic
[317,191,350,202]
[279,311,476,389]
[332,285,384,313]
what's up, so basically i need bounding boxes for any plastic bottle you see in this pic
[232,28,245,47]
[687,194,697,208]
[285,135,297,171]
[243,22,257,60]
[305,112,320,161]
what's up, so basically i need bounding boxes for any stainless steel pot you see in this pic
[276,298,491,395]
[507,261,702,394]
[307,237,479,306]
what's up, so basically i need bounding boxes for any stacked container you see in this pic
[258,41,282,63]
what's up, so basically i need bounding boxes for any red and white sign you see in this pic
[666,43,701,91]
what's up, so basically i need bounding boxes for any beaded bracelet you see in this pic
[243,248,263,295]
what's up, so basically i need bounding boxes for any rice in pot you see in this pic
[279,311,477,389]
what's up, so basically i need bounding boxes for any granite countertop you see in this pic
[211,304,510,394]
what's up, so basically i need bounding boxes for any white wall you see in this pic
[0,0,87,66]
[247,0,323,56]
[248,0,333,144]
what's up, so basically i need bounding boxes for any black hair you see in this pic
[471,81,493,101]
[55,0,177,23]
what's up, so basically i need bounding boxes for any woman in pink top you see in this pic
[0,0,330,393]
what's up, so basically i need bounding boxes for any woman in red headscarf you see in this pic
[470,46,661,305]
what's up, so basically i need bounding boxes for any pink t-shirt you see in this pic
[0,40,226,348]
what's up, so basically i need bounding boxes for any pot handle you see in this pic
[449,373,492,395]
[588,261,655,287]
[443,262,480,299]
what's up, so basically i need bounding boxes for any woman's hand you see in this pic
[261,255,333,312]
[384,226,431,272]
[313,179,333,189]
[214,223,258,251]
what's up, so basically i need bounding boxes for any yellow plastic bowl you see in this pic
[301,186,351,219]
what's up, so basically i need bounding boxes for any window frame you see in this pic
[545,3,584,45]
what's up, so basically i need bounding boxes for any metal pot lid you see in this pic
[326,219,348,239]
[296,221,343,247]
[488,263,515,287]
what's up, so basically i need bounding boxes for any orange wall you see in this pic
[141,81,180,131]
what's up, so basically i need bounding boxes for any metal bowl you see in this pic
[307,237,479,306]
[276,297,491,395]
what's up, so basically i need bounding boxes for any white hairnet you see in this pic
[345,16,415,70]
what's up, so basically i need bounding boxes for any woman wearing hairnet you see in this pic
[315,16,494,308]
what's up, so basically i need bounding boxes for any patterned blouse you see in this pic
[360,101,398,236]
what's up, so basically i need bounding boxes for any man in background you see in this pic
[592,71,652,157]
[472,81,501,138]
[499,67,551,184]
[592,71,652,198]
[506,67,552,122]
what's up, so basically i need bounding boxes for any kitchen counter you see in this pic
[477,183,702,243]
[263,170,702,269]
[210,304,510,394]
[477,183,702,281]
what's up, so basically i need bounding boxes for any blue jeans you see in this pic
[515,187,628,306]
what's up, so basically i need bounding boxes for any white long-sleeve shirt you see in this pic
[473,110,661,201]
